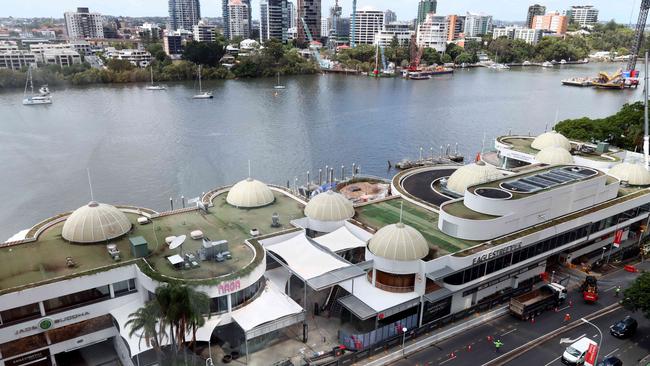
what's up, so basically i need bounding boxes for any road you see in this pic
[388,263,649,366]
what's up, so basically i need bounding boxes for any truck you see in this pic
[509,283,567,320]
[580,276,598,303]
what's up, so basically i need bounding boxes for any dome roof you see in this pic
[607,163,650,186]
[304,190,354,222]
[226,178,275,208]
[368,223,429,261]
[62,201,132,243]
[446,162,502,195]
[535,146,574,165]
[531,131,571,151]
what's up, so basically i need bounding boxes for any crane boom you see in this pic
[627,0,650,71]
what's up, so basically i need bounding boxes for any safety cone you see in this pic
[467,344,472,352]
[450,352,456,359]
[555,307,559,312]
[531,316,535,324]
[487,335,493,342]
[569,300,573,307]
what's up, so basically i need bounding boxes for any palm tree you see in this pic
[126,300,167,363]
[184,286,211,351]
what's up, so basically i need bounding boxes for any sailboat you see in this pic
[145,66,166,90]
[488,51,510,70]
[274,72,285,89]
[23,65,52,105]
[193,65,213,99]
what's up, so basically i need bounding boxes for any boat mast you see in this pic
[28,66,34,95]
[644,51,649,169]
[150,66,154,85]
[198,65,202,93]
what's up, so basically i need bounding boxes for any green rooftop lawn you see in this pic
[0,191,304,291]
[441,201,499,220]
[354,198,478,255]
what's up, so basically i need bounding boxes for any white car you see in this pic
[562,337,596,365]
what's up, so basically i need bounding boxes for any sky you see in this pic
[0,0,639,23]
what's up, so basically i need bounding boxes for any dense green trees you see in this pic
[555,101,646,150]
[182,41,225,66]
[622,272,650,319]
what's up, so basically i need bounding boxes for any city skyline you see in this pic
[0,0,635,23]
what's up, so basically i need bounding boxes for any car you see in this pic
[610,316,638,338]
[562,337,596,365]
[596,356,623,366]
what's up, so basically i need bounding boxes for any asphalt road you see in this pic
[388,263,650,366]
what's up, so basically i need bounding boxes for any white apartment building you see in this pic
[105,48,152,67]
[0,51,38,70]
[193,21,217,42]
[64,7,104,39]
[464,12,492,37]
[492,26,541,45]
[43,49,82,67]
[567,5,599,27]
[228,0,251,39]
[416,14,448,52]
[353,7,385,45]
[374,22,413,47]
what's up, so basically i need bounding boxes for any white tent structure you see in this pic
[111,300,170,357]
[312,225,369,253]
[338,276,420,320]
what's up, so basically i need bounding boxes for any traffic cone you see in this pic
[450,352,456,359]
[467,344,472,352]
[569,300,573,307]
[531,316,535,324]
[555,307,559,312]
[487,335,493,342]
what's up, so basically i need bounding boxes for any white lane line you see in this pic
[605,348,619,357]
[604,286,617,292]
[544,355,562,366]
[558,305,571,311]
[501,329,517,336]
[439,356,457,365]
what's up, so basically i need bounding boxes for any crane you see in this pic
[626,0,650,72]
[301,17,329,69]
[408,34,424,71]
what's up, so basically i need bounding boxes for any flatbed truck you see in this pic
[509,283,567,320]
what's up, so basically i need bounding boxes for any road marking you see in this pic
[501,329,517,336]
[605,348,619,357]
[439,356,457,365]
[558,305,570,311]
[544,356,562,366]
[604,286,617,292]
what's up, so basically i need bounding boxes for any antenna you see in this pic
[399,201,403,223]
[86,168,94,201]
[248,159,251,177]
[553,108,559,130]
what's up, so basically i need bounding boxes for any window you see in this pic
[0,303,41,327]
[43,285,110,314]
[113,279,136,297]
[210,295,228,314]
[231,277,265,310]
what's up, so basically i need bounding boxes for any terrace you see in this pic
[353,198,479,255]
[497,136,621,162]
[0,191,304,293]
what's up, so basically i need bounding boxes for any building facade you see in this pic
[446,15,465,41]
[228,0,251,39]
[168,0,201,31]
[532,12,568,34]
[384,9,397,25]
[297,0,321,44]
[164,34,184,57]
[352,8,384,45]
[417,0,438,25]
[193,21,217,42]
[288,1,297,29]
[261,0,289,43]
[105,48,152,67]
[43,49,82,67]
[567,5,599,27]
[526,4,546,28]
[464,12,492,37]
[0,51,37,70]
[416,13,448,52]
[375,22,413,47]
[64,7,104,39]
[492,26,542,45]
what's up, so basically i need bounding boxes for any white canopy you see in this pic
[110,300,170,357]
[266,233,350,280]
[231,281,303,333]
[194,315,223,342]
[266,266,292,289]
[313,226,367,253]
[340,276,419,313]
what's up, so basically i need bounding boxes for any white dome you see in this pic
[226,178,275,208]
[446,162,502,195]
[304,190,354,222]
[62,201,132,243]
[531,131,571,151]
[607,163,650,186]
[535,147,574,165]
[368,223,429,261]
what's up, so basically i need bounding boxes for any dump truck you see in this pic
[509,283,567,320]
[580,276,598,303]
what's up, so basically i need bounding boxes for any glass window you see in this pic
[113,279,137,297]
[0,303,41,326]
[210,295,228,314]
[43,285,110,314]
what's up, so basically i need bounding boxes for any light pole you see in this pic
[207,337,213,365]
[402,327,408,357]
[580,318,603,364]
[600,247,607,260]
[551,270,555,283]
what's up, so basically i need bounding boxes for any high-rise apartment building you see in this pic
[288,1,296,29]
[446,15,465,41]
[464,12,492,37]
[532,12,568,34]
[416,13,448,52]
[384,9,397,25]
[261,0,289,43]
[228,0,250,38]
[168,0,201,31]
[223,0,252,39]
[375,22,413,47]
[193,20,216,42]
[352,8,384,45]
[566,5,599,27]
[526,4,546,28]
[64,7,104,39]
[492,26,542,45]
[417,0,438,25]
[297,0,321,44]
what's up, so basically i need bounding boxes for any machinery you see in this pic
[509,283,568,319]
[408,34,424,72]
[580,276,599,303]
[300,17,330,69]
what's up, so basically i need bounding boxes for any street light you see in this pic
[551,270,555,283]
[402,327,408,357]
[580,318,603,364]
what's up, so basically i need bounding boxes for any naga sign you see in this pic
[472,243,522,265]
[217,279,241,295]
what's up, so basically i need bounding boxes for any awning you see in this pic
[266,233,350,281]
[312,225,369,253]
[194,315,223,342]
[426,266,455,281]
[339,277,419,316]
[110,300,169,357]
[231,281,304,340]
[266,267,292,289]
[423,287,453,303]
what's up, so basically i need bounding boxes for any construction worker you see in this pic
[615,285,621,297]
[564,313,571,323]
[494,339,503,353]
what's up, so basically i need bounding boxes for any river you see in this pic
[0,62,642,240]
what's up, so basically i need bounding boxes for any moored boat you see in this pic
[561,77,593,87]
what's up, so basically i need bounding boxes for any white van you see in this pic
[562,337,596,365]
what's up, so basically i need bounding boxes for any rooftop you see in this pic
[0,191,304,294]
[497,136,621,162]
[353,198,479,256]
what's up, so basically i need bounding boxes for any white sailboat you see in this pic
[23,65,52,105]
[274,72,285,89]
[145,66,166,90]
[193,65,213,99]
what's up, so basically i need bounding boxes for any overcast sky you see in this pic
[0,0,639,23]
